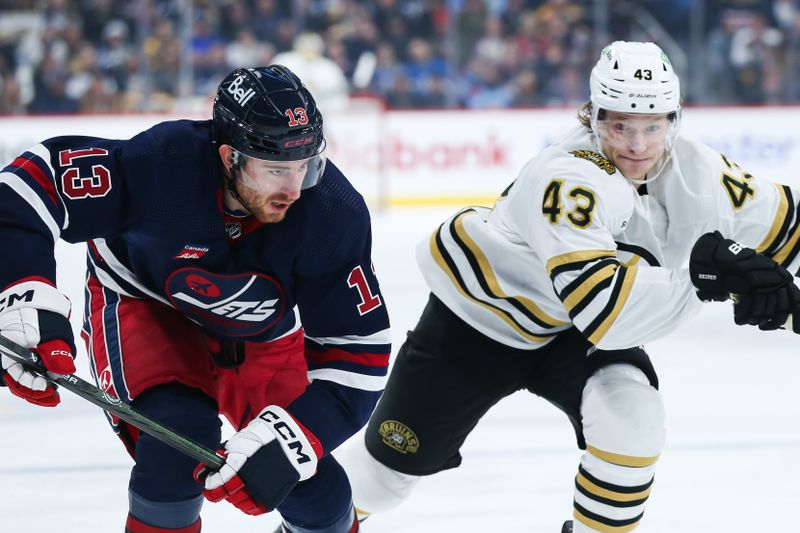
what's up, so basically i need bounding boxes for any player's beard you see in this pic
[236,183,297,224]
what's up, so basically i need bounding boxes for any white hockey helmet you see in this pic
[590,41,680,120]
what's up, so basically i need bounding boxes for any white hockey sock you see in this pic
[572,449,656,532]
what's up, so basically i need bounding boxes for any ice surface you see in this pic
[1,207,797,532]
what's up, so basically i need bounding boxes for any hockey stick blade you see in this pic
[0,335,224,470]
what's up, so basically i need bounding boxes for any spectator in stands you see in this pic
[5,0,800,113]
[272,32,349,111]
[27,49,78,113]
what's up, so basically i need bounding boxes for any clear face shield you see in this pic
[592,110,681,184]
[233,141,327,194]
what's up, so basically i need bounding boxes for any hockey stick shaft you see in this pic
[0,335,224,470]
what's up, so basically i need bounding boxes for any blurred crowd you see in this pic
[0,0,798,114]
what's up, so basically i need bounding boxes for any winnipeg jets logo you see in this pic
[166,269,287,337]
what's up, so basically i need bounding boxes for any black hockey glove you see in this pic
[733,286,800,332]
[689,231,793,301]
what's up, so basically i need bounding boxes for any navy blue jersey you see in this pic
[0,119,390,452]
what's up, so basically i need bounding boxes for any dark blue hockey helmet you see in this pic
[213,65,326,189]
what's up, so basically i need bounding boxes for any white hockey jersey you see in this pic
[418,125,800,350]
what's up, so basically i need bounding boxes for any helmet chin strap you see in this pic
[224,159,255,216]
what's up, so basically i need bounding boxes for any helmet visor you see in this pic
[235,143,327,193]
[594,111,680,154]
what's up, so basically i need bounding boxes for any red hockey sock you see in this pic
[125,514,201,533]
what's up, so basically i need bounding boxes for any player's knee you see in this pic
[134,383,221,448]
[581,364,665,458]
[127,493,204,530]
[336,433,420,513]
[130,383,221,502]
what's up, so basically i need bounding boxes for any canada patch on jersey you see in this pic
[165,268,286,337]
[570,150,616,175]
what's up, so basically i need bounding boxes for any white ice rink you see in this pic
[1,206,798,533]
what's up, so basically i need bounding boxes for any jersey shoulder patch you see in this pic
[569,150,616,175]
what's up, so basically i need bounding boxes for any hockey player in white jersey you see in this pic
[338,41,800,532]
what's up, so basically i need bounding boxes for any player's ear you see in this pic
[219,145,235,170]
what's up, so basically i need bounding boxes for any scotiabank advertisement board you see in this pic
[2,107,800,207]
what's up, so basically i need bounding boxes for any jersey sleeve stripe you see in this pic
[568,275,615,320]
[7,162,62,232]
[307,368,387,391]
[559,260,619,313]
[9,155,59,209]
[584,264,638,345]
[450,210,567,328]
[29,144,70,231]
[304,328,391,346]
[0,171,60,241]
[307,360,388,377]
[305,345,390,367]
[758,184,793,254]
[771,207,800,267]
[614,241,661,267]
[546,250,617,278]
[429,225,557,342]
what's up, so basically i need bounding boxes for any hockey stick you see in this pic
[0,335,224,470]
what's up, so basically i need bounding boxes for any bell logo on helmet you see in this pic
[227,74,256,106]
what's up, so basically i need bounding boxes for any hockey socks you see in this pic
[125,514,201,533]
[571,449,656,532]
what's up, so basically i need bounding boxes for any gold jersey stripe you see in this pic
[452,212,568,328]
[587,445,659,468]
[772,215,800,265]
[575,472,652,502]
[428,230,554,343]
[757,183,790,253]
[562,263,618,312]
[546,249,617,275]
[587,264,638,346]
[574,510,641,533]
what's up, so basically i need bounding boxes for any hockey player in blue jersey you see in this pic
[0,65,390,533]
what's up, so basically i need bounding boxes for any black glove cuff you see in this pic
[689,231,729,301]
[238,439,301,509]
[37,310,77,356]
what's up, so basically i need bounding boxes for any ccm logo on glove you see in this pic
[258,408,315,469]
[0,289,33,312]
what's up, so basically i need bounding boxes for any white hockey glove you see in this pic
[195,405,323,515]
[0,281,75,407]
